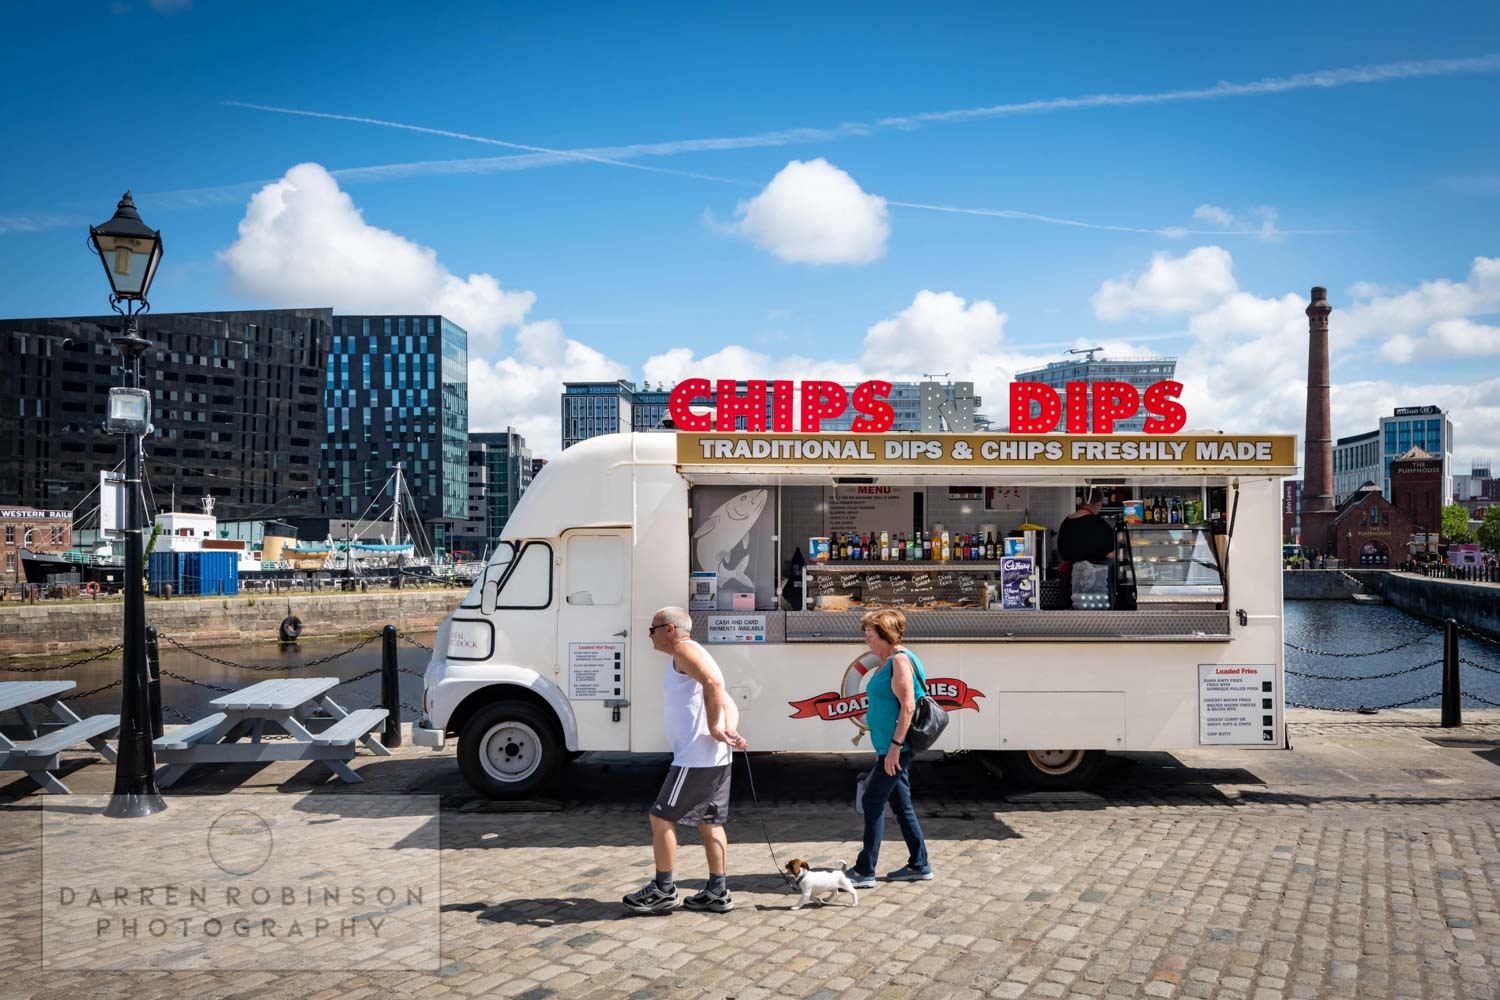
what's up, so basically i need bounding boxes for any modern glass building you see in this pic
[819,382,988,432]
[1012,354,1178,433]
[0,309,329,518]
[562,380,634,449]
[1333,430,1380,504]
[562,380,790,449]
[1379,406,1453,501]
[453,429,533,553]
[320,315,468,550]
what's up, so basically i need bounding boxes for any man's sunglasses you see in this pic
[648,622,674,634]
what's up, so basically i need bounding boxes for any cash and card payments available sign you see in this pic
[678,433,1297,471]
[706,615,767,643]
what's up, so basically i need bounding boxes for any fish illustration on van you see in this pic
[692,488,768,591]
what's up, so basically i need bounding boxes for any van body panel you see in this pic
[421,434,1287,758]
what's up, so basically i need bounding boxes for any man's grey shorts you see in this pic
[650,763,732,825]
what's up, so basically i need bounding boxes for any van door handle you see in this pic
[613,629,627,637]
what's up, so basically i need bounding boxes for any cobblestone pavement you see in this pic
[3,711,1500,998]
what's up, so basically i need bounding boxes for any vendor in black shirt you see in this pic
[1057,492,1115,607]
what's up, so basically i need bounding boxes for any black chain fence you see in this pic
[1283,630,1439,658]
[1286,618,1500,714]
[0,644,124,674]
[1285,657,1444,682]
[159,632,383,671]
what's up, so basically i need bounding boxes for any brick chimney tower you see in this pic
[1300,286,1334,553]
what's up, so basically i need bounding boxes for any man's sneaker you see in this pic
[847,871,877,890]
[622,881,678,913]
[885,864,934,882]
[682,887,734,913]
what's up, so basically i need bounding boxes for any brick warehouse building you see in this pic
[0,507,71,584]
[1389,447,1444,556]
[1328,483,1410,567]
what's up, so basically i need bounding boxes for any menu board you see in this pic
[1198,664,1277,745]
[569,642,625,700]
[824,486,915,537]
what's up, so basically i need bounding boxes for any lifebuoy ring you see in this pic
[278,615,303,642]
[840,652,882,746]
[83,581,100,596]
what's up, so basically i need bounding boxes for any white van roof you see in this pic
[502,433,675,540]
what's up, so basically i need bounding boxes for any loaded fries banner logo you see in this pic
[788,654,984,745]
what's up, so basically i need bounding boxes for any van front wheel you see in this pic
[998,749,1106,791]
[458,702,562,798]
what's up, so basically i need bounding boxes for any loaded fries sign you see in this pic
[789,655,984,746]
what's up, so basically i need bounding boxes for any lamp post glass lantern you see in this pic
[92,191,166,819]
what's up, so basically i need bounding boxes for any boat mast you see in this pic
[392,462,402,549]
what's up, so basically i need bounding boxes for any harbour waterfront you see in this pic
[1284,600,1500,711]
[8,631,435,723]
[6,602,1500,720]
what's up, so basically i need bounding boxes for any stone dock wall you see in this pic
[0,589,466,658]
[1281,569,1389,600]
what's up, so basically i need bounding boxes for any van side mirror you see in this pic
[480,580,498,615]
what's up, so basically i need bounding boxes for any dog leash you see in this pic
[736,749,799,892]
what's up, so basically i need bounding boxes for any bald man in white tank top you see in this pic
[622,606,747,914]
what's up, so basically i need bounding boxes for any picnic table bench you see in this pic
[0,681,119,794]
[153,676,389,788]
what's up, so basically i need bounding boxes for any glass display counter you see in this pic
[1115,524,1225,608]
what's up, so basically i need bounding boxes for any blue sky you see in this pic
[4,2,1499,455]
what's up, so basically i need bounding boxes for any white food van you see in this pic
[414,430,1297,797]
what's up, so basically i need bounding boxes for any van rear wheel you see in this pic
[998,749,1106,791]
[458,702,562,799]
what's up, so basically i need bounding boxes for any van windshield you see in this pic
[460,542,517,609]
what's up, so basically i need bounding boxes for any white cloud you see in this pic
[1193,204,1236,228]
[1429,318,1500,355]
[1092,246,1238,321]
[220,162,535,354]
[1343,257,1500,358]
[860,290,1007,375]
[728,159,889,265]
[468,321,630,453]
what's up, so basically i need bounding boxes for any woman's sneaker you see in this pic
[847,870,877,890]
[885,864,934,882]
[682,887,734,913]
[622,882,679,913]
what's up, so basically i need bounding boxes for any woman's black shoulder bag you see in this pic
[903,655,948,752]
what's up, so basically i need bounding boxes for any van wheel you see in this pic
[458,702,561,799]
[998,749,1106,791]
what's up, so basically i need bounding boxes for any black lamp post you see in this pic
[90,191,166,819]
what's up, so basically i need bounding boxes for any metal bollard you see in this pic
[380,624,402,747]
[1442,618,1461,728]
[145,626,164,740]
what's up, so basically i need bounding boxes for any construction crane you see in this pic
[1067,347,1105,363]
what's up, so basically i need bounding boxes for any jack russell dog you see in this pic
[785,858,858,909]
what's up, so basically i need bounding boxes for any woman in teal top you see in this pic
[847,609,932,887]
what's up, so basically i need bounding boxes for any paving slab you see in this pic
[4,710,1500,997]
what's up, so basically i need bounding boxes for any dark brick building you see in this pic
[1389,447,1444,549]
[0,309,330,520]
[1329,483,1410,567]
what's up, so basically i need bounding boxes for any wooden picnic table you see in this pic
[153,676,389,788]
[0,680,119,794]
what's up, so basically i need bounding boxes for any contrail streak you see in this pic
[886,201,1347,237]
[223,101,753,186]
[878,54,1500,127]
